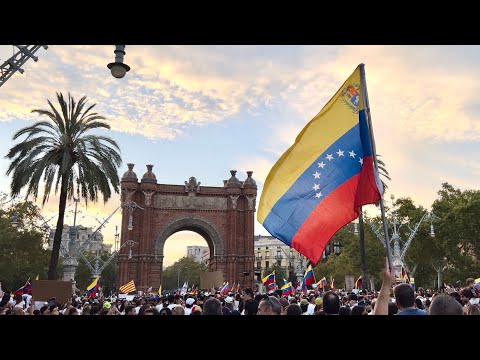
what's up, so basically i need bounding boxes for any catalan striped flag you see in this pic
[87,277,100,299]
[119,280,136,294]
[258,65,382,265]
[355,275,363,289]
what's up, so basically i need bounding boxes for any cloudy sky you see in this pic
[1,45,480,267]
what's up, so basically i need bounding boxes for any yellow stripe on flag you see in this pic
[258,66,363,223]
[87,277,99,291]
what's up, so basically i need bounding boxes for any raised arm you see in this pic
[373,258,395,315]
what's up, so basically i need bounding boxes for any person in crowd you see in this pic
[172,306,185,315]
[202,297,222,315]
[257,296,282,315]
[351,305,367,315]
[323,291,341,315]
[184,297,195,315]
[159,307,172,315]
[428,294,464,315]
[242,287,258,315]
[338,307,351,315]
[285,303,302,315]
[466,303,480,315]
[388,302,398,315]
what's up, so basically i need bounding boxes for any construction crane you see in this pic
[0,45,48,88]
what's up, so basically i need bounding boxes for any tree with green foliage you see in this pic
[161,256,209,291]
[0,199,52,291]
[5,92,122,280]
[430,183,480,287]
[314,223,386,290]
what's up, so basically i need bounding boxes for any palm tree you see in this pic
[5,92,122,280]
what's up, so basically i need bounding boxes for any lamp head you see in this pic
[107,62,130,79]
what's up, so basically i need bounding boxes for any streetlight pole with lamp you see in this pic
[361,195,438,280]
[107,45,130,79]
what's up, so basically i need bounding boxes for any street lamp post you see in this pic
[362,195,438,277]
[177,265,187,290]
[62,196,80,283]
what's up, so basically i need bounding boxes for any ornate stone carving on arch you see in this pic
[154,216,225,257]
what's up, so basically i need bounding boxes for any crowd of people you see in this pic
[1,265,479,315]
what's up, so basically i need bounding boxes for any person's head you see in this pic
[138,304,150,315]
[459,288,472,304]
[13,307,25,315]
[300,299,309,313]
[429,294,464,315]
[279,297,289,312]
[124,305,136,315]
[285,304,302,315]
[338,307,351,315]
[167,294,175,304]
[243,298,259,315]
[144,308,158,315]
[466,304,480,315]
[242,287,254,300]
[185,297,195,308]
[351,305,366,315]
[14,294,23,304]
[394,283,415,310]
[67,307,78,315]
[49,304,60,315]
[202,298,222,315]
[258,296,282,315]
[172,306,185,316]
[415,298,424,310]
[388,302,398,315]
[466,278,475,287]
[323,291,341,315]
[159,307,172,315]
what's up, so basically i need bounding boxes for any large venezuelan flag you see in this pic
[258,65,382,264]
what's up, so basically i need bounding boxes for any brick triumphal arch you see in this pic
[117,164,257,291]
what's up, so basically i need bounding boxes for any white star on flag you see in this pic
[312,183,320,191]
[349,150,356,158]
[315,192,323,198]
[318,161,326,169]
[336,149,344,157]
[313,171,321,179]
[359,157,363,165]
[326,154,334,161]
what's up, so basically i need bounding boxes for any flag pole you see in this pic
[359,63,393,270]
